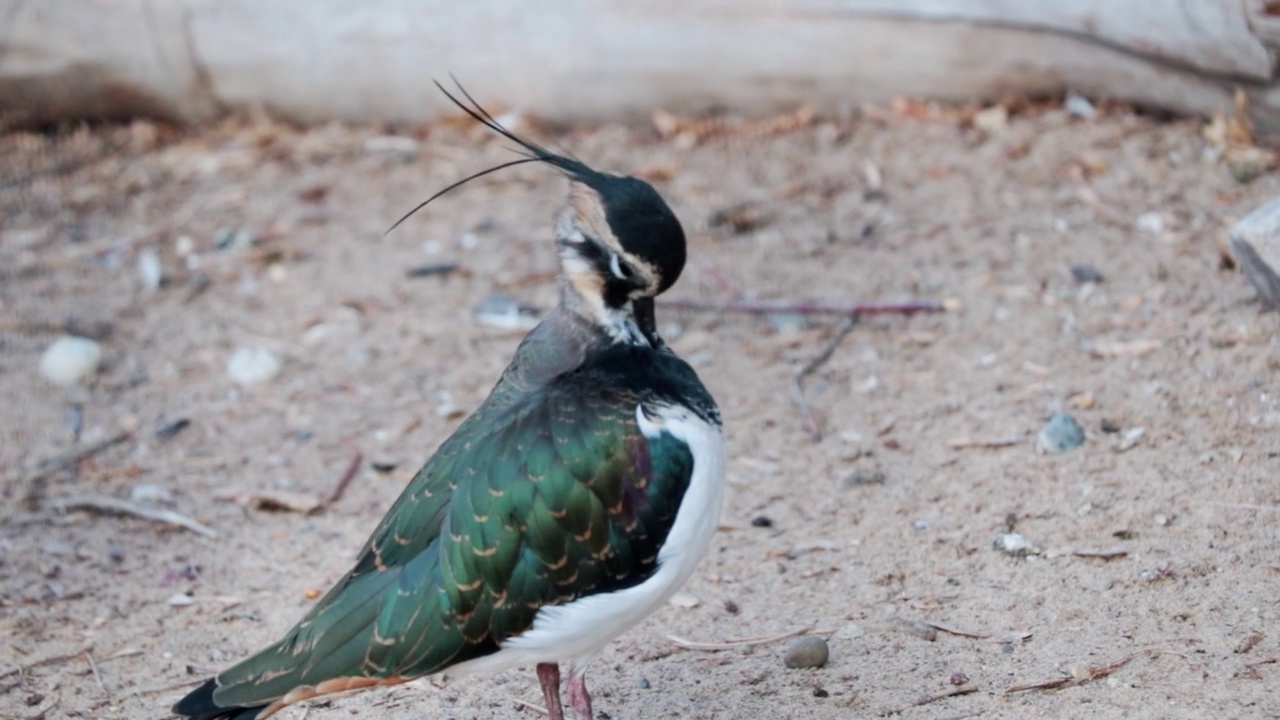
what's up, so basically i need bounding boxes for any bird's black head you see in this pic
[388,79,688,312]
[554,169,686,310]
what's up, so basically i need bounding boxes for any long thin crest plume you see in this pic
[384,78,598,236]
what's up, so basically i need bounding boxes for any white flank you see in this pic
[444,403,725,678]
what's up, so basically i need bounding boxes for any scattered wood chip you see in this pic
[1235,632,1264,655]
[651,105,814,144]
[1071,547,1129,560]
[1086,338,1161,359]
[235,490,323,515]
[48,495,216,538]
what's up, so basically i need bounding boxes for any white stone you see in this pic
[39,335,102,386]
[227,347,282,385]
[138,247,163,291]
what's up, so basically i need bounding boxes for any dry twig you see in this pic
[325,447,364,506]
[49,495,217,538]
[0,644,94,681]
[1005,649,1187,694]
[879,685,979,716]
[21,431,133,508]
[792,317,857,441]
[668,626,830,652]
[663,297,948,317]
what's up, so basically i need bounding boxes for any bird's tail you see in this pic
[172,678,267,720]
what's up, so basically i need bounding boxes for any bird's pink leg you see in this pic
[565,669,592,720]
[536,663,565,720]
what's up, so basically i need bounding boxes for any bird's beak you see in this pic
[632,298,662,347]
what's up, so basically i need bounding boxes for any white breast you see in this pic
[445,403,725,678]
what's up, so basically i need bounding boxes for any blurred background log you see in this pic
[3,0,1278,128]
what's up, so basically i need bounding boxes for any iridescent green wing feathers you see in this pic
[209,374,695,708]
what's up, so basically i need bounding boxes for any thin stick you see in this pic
[132,677,209,696]
[663,297,948,317]
[22,431,133,507]
[792,317,857,441]
[0,643,94,680]
[1003,649,1187,694]
[880,685,978,716]
[84,650,108,699]
[49,496,217,538]
[669,625,832,651]
[325,447,364,505]
[506,696,550,717]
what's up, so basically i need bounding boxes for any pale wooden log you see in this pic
[0,0,1276,128]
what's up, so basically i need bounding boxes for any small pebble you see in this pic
[214,227,256,251]
[994,532,1040,556]
[636,678,650,690]
[39,336,103,386]
[227,347,282,385]
[1069,264,1104,284]
[1100,418,1122,433]
[766,312,809,334]
[1036,412,1085,454]
[783,636,829,669]
[723,599,740,614]
[1064,91,1096,119]
[950,671,970,686]
[138,247,164,291]
[167,592,195,606]
[155,417,192,440]
[405,261,459,279]
[1136,211,1165,235]
[842,468,886,487]
[1114,427,1145,453]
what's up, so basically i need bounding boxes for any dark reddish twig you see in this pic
[325,447,364,506]
[662,297,948,317]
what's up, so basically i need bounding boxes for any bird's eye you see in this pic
[608,253,632,281]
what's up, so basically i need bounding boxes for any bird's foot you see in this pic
[536,663,565,720]
[566,671,592,720]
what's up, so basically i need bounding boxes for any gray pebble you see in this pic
[1230,198,1280,310]
[842,468,886,488]
[783,636,829,669]
[1036,412,1085,454]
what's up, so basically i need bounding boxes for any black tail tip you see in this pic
[172,678,267,720]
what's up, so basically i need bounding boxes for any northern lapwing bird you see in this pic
[173,83,725,720]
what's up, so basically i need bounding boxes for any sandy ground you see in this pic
[2,101,1279,720]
